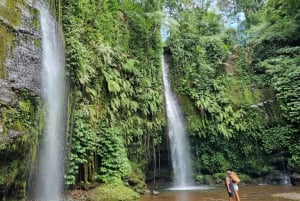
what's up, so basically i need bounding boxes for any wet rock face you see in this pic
[0,80,18,106]
[0,1,42,200]
[291,174,300,186]
[0,129,25,144]
[0,0,42,106]
[5,24,42,96]
[5,30,42,96]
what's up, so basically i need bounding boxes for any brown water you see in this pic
[140,185,300,201]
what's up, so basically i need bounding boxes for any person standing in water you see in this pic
[231,171,241,201]
[225,170,235,201]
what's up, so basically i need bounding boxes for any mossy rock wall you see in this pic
[0,0,43,200]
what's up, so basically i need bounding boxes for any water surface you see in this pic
[140,185,300,201]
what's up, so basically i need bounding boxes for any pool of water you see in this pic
[140,185,300,201]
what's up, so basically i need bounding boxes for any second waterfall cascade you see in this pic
[33,0,67,200]
[162,55,194,188]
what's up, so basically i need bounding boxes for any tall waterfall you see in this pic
[34,1,66,200]
[162,55,194,188]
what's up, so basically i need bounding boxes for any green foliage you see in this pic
[62,0,300,189]
[212,173,226,184]
[0,90,43,199]
[200,152,227,174]
[249,0,300,61]
[87,179,139,201]
[97,126,131,183]
[248,2,300,175]
[177,8,222,36]
[65,105,99,185]
[63,0,165,188]
[0,160,18,185]
[261,126,297,155]
[164,0,300,178]
[0,0,25,26]
[261,56,300,123]
[223,77,262,106]
[168,30,247,137]
[124,163,147,193]
[217,0,264,27]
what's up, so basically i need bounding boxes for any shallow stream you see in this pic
[140,185,300,201]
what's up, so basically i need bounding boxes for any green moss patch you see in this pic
[0,26,13,79]
[0,0,28,79]
[0,89,43,200]
[0,0,25,26]
[87,180,139,201]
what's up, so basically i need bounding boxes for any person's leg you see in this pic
[228,192,234,201]
[235,190,240,201]
[233,184,240,201]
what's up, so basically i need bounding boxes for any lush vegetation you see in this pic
[61,0,165,193]
[165,0,300,178]
[0,0,300,200]
[0,1,43,200]
[61,0,300,191]
[0,90,43,200]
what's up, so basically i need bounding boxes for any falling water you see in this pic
[34,0,66,200]
[162,55,194,188]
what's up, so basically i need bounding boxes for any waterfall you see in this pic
[162,55,194,188]
[34,0,66,200]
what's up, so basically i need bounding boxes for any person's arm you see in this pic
[225,177,231,193]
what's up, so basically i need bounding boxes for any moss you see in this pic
[124,163,147,193]
[0,26,13,79]
[0,90,44,200]
[30,7,41,31]
[34,39,41,48]
[0,0,28,79]
[0,139,29,200]
[0,0,25,27]
[0,131,30,199]
[0,161,18,184]
[87,180,140,201]
[223,78,264,107]
[177,93,197,114]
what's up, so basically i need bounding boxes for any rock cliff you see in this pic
[0,0,41,98]
[0,0,42,200]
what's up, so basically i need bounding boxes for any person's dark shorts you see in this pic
[228,191,234,197]
[228,183,235,197]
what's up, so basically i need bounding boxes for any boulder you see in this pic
[290,174,300,186]
[0,80,18,106]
